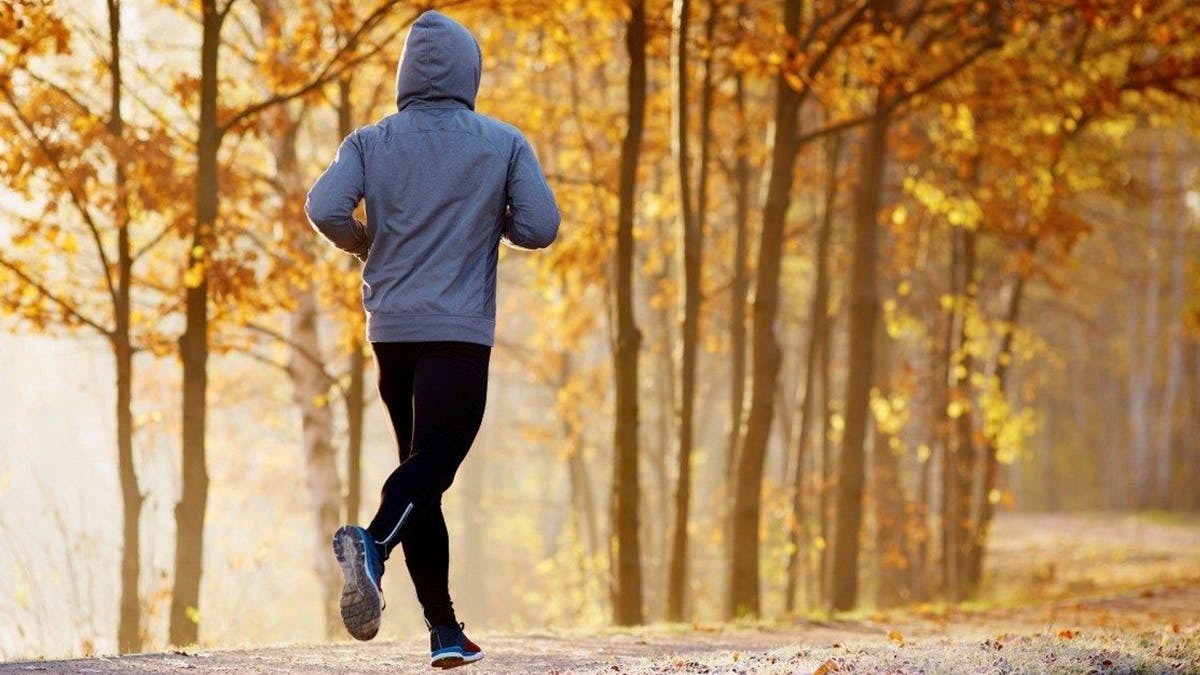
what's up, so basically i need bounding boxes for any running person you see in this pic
[305,9,559,668]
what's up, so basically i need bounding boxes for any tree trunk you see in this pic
[1128,139,1161,508]
[1156,150,1185,509]
[288,288,344,638]
[723,8,752,600]
[830,109,889,612]
[872,330,909,608]
[938,223,962,596]
[170,0,220,646]
[338,76,366,525]
[666,0,703,623]
[107,0,143,654]
[1179,338,1200,510]
[964,267,1027,593]
[611,0,647,626]
[728,0,802,619]
[114,333,141,653]
[817,281,835,606]
[785,132,842,613]
[948,226,978,600]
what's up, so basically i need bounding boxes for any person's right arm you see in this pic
[503,133,560,250]
[305,131,370,262]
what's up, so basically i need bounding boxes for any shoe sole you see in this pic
[332,526,382,641]
[431,650,485,669]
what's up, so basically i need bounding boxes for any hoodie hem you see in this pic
[366,311,495,347]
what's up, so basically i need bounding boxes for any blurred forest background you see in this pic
[1,0,1199,662]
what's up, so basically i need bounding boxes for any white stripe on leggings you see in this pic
[377,502,414,546]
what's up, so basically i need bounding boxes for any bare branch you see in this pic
[219,1,417,135]
[23,69,101,122]
[0,257,112,337]
[883,38,997,113]
[130,220,180,264]
[0,87,120,310]
[218,0,240,23]
[243,320,338,386]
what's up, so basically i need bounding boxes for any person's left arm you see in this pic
[305,131,370,262]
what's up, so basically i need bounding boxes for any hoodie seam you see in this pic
[389,125,509,159]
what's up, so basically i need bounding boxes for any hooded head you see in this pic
[395,11,482,112]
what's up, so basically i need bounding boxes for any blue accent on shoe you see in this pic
[332,524,387,641]
[358,527,385,590]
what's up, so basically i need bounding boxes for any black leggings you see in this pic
[366,341,490,629]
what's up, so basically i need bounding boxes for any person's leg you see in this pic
[334,341,417,641]
[388,341,490,628]
[365,342,418,549]
[398,499,453,626]
[373,341,416,463]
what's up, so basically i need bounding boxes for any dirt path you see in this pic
[6,583,1198,674]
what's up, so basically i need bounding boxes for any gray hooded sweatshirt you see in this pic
[305,10,560,346]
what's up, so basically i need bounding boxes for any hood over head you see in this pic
[395,11,482,111]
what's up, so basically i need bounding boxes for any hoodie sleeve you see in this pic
[305,131,370,261]
[503,133,560,250]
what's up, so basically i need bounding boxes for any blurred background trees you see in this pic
[1,0,1198,659]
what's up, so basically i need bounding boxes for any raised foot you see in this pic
[331,525,384,641]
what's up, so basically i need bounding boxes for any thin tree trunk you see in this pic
[287,288,344,637]
[564,375,600,561]
[938,222,962,596]
[338,76,366,525]
[170,0,220,646]
[1129,139,1161,508]
[107,0,143,654]
[1180,338,1200,510]
[949,226,978,600]
[817,287,835,606]
[728,0,802,618]
[611,0,647,626]
[1156,149,1185,509]
[830,108,889,612]
[666,0,703,622]
[872,328,908,608]
[965,267,1027,593]
[785,132,842,613]
[723,8,752,601]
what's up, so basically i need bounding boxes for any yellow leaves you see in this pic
[887,629,905,646]
[18,283,39,304]
[870,389,910,436]
[947,400,966,419]
[184,262,206,289]
[902,176,982,231]
[949,103,975,143]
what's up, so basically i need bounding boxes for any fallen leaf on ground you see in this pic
[813,658,841,674]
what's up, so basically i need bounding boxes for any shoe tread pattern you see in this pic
[332,526,382,641]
